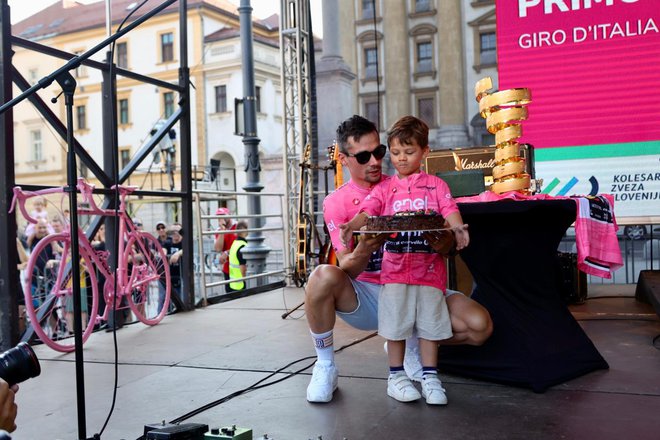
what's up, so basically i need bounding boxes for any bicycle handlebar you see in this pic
[10,178,140,223]
[10,186,64,224]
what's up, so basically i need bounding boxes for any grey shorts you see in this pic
[336,278,380,331]
[378,283,453,341]
[446,288,462,298]
[335,280,464,332]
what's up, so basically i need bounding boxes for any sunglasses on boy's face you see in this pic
[344,144,387,165]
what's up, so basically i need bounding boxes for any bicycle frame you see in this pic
[12,177,171,351]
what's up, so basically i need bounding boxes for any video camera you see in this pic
[0,342,41,387]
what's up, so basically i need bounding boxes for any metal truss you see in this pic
[279,0,314,279]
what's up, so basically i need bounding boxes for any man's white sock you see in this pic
[310,329,334,364]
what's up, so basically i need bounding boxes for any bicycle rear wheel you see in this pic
[23,233,99,352]
[124,232,170,325]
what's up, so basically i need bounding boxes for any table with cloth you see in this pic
[438,197,612,393]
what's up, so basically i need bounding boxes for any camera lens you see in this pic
[0,342,41,386]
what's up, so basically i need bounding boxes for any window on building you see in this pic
[117,42,128,68]
[362,0,375,19]
[255,86,262,113]
[480,32,497,65]
[76,105,87,130]
[417,41,433,73]
[415,0,431,13]
[161,32,174,62]
[215,85,227,113]
[119,98,130,125]
[73,50,87,78]
[364,47,378,79]
[417,97,435,127]
[120,147,131,170]
[30,129,42,162]
[163,92,175,118]
[364,101,380,129]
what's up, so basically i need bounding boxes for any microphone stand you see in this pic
[55,70,89,440]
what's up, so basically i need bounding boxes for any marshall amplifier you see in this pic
[423,144,534,197]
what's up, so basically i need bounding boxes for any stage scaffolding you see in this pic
[280,0,314,282]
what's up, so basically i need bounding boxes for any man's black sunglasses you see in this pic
[345,144,387,165]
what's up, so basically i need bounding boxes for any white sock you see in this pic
[310,330,334,364]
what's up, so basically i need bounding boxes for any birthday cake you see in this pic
[365,210,444,232]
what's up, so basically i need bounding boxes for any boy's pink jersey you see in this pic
[323,177,389,284]
[361,171,459,291]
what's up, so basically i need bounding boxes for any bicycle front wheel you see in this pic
[123,232,171,325]
[23,233,99,352]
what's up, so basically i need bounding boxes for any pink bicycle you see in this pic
[11,178,171,352]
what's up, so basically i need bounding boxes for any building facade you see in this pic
[331,0,497,150]
[10,0,284,204]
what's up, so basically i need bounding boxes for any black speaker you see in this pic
[635,270,660,317]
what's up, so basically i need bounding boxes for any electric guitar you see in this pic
[293,144,312,287]
[319,142,342,266]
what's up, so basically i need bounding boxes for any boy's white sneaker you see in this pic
[421,375,448,405]
[306,360,338,403]
[387,373,421,402]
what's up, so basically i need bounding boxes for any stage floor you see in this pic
[13,287,660,440]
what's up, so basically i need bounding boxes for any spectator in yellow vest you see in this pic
[228,221,248,291]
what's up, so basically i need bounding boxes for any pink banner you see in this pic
[496,0,660,149]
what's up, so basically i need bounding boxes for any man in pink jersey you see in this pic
[305,115,493,403]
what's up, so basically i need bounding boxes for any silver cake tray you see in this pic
[354,228,450,234]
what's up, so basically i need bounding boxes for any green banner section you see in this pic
[535,141,660,162]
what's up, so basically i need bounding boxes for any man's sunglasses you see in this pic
[344,144,387,165]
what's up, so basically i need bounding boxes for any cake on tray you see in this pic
[365,209,444,232]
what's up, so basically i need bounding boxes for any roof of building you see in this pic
[204,26,279,48]
[11,0,278,41]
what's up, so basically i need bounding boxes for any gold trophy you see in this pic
[475,77,532,194]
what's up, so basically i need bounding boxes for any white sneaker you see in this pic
[306,360,338,403]
[387,373,421,402]
[421,375,448,405]
[383,342,423,383]
[403,346,424,383]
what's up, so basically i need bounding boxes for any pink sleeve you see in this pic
[360,182,385,216]
[323,194,349,253]
[435,177,460,218]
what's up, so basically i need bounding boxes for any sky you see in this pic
[7,0,323,35]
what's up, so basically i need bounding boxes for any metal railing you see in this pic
[192,188,287,305]
[119,164,238,192]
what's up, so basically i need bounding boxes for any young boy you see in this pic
[340,115,469,405]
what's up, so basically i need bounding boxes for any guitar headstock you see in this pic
[329,141,343,187]
[327,141,340,166]
[300,143,312,167]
